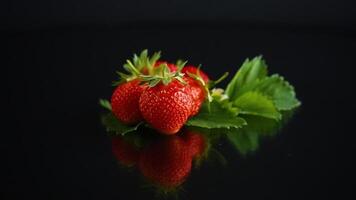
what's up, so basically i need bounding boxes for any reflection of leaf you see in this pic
[186,100,247,129]
[209,148,228,166]
[225,111,296,155]
[241,115,280,137]
[227,129,259,155]
[101,112,142,136]
[187,112,292,155]
[233,92,281,120]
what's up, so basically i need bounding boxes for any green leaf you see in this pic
[233,92,281,120]
[186,114,246,129]
[225,56,268,100]
[186,100,247,129]
[253,74,301,110]
[211,90,239,116]
[101,112,142,136]
[99,99,112,111]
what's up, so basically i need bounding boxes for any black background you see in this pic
[3,1,356,199]
[1,0,356,31]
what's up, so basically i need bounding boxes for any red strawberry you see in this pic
[112,136,140,166]
[185,78,206,116]
[139,79,194,134]
[182,66,210,116]
[138,136,192,189]
[182,130,206,158]
[111,79,147,124]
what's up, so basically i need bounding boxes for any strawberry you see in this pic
[185,78,206,116]
[138,136,192,189]
[111,136,140,166]
[182,130,206,158]
[182,66,210,116]
[111,79,147,124]
[139,79,194,134]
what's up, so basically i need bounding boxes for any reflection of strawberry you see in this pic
[139,79,194,134]
[182,130,206,158]
[182,66,210,116]
[138,136,192,189]
[111,136,140,166]
[111,80,147,124]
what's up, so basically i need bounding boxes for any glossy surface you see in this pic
[4,26,355,199]
[105,111,294,196]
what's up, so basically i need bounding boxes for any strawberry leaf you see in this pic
[251,74,301,110]
[185,100,247,129]
[233,92,281,120]
[225,56,300,113]
[225,56,268,100]
[101,112,142,136]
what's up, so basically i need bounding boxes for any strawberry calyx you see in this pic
[112,61,141,86]
[113,50,161,86]
[175,59,188,70]
[140,61,187,87]
[126,49,161,73]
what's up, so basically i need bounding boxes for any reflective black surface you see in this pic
[104,109,296,197]
[3,25,356,199]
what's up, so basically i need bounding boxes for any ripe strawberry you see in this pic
[139,79,194,134]
[185,78,206,116]
[182,66,210,116]
[111,79,147,124]
[138,136,192,189]
[111,136,140,166]
[182,130,206,158]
